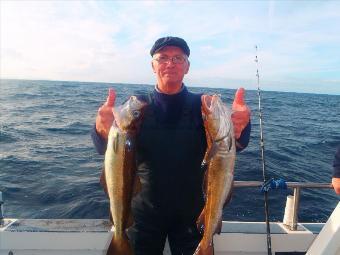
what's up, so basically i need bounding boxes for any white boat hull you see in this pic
[1,202,339,255]
[0,219,323,255]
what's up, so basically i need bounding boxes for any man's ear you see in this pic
[185,60,190,74]
[151,61,156,73]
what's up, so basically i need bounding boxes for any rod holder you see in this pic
[282,188,301,231]
[283,195,294,227]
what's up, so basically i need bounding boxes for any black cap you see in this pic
[150,36,190,57]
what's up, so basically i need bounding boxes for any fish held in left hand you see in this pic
[194,94,236,255]
[104,96,147,255]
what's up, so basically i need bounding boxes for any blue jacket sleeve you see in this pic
[91,125,107,155]
[236,121,251,152]
[333,146,340,178]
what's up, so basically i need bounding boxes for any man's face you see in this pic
[151,46,190,93]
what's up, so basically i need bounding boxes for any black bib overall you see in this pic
[128,90,207,255]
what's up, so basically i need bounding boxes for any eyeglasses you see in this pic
[153,55,187,64]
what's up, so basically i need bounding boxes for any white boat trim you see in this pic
[0,218,330,255]
[306,202,340,255]
[0,187,338,255]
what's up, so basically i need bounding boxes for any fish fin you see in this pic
[124,175,140,228]
[132,175,142,196]
[202,151,209,167]
[102,166,113,224]
[201,103,213,149]
[203,142,219,166]
[223,182,234,208]
[126,211,134,228]
[204,126,213,150]
[109,210,113,225]
[209,142,219,158]
[212,183,233,235]
[202,169,208,198]
[113,130,119,153]
[196,208,205,234]
[106,233,133,255]
[100,167,109,196]
[214,215,222,235]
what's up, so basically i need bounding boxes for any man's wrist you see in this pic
[91,124,107,155]
[236,121,251,152]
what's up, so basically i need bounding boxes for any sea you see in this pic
[0,79,339,223]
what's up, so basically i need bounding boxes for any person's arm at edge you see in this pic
[332,146,340,195]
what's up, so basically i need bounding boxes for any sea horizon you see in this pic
[1,78,339,96]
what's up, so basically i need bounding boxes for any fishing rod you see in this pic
[255,45,272,255]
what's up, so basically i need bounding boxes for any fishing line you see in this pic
[255,45,272,255]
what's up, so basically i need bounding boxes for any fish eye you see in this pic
[132,110,140,118]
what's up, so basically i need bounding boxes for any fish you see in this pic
[194,94,236,255]
[104,96,146,255]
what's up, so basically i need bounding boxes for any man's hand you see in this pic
[231,88,251,139]
[332,177,340,195]
[95,88,116,139]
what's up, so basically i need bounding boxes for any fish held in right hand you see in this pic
[104,95,147,255]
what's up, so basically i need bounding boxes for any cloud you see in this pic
[1,1,121,79]
[1,1,340,94]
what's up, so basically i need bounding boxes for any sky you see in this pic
[1,1,340,95]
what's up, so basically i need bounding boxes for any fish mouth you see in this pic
[113,96,147,131]
[201,95,211,115]
[202,95,214,115]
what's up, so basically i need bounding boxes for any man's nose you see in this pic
[165,59,176,67]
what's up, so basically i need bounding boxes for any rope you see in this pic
[261,178,288,192]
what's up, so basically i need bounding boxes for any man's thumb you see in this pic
[232,88,246,110]
[105,88,116,107]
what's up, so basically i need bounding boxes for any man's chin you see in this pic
[158,80,183,94]
[163,80,180,87]
[162,75,182,83]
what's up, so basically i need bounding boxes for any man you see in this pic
[332,146,340,195]
[91,36,251,254]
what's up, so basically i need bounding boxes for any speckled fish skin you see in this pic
[194,94,236,255]
[104,96,146,255]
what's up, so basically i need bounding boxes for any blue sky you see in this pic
[1,1,340,95]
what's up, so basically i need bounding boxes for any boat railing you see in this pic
[0,182,334,230]
[234,181,333,231]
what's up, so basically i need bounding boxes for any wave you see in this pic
[0,79,339,222]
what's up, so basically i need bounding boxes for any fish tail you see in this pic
[106,233,133,255]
